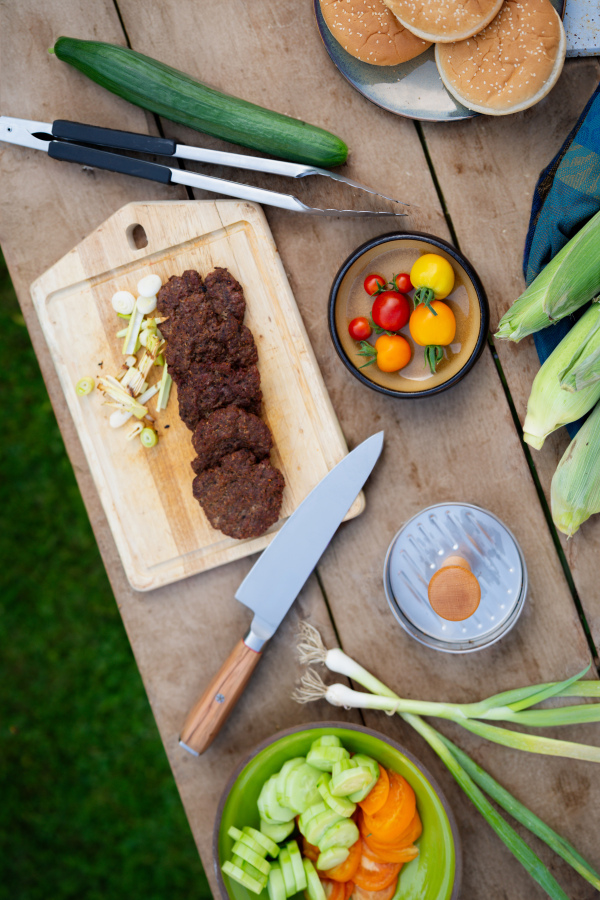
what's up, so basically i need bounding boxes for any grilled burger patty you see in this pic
[156,267,284,540]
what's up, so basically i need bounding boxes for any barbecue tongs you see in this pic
[0,116,409,217]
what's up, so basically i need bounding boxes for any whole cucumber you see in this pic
[51,37,348,168]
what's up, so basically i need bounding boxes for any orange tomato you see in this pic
[361,773,416,844]
[409,301,456,347]
[374,335,411,373]
[350,877,400,900]
[321,879,346,900]
[353,845,401,891]
[359,766,390,816]
[323,838,362,882]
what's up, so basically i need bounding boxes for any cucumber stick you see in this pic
[51,37,349,167]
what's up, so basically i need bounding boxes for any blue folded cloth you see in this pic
[522,81,600,437]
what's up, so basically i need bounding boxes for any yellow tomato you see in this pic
[409,301,456,347]
[375,334,411,372]
[410,254,455,300]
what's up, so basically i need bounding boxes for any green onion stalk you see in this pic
[551,398,600,536]
[523,304,600,449]
[294,623,600,898]
[495,210,600,342]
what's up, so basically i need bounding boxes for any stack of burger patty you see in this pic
[156,267,285,540]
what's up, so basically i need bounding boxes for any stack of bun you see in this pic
[319,0,566,116]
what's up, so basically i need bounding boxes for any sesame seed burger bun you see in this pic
[436,0,566,115]
[381,0,504,42]
[320,0,431,66]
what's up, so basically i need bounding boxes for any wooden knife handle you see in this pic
[179,638,263,755]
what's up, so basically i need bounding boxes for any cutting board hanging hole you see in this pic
[126,223,148,250]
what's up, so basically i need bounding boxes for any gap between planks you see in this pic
[412,117,600,671]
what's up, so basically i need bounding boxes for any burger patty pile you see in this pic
[156,267,285,540]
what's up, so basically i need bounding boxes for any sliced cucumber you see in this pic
[286,841,307,892]
[317,846,350,871]
[299,802,328,834]
[260,818,295,843]
[330,760,372,797]
[279,848,296,896]
[233,857,269,887]
[232,841,272,876]
[268,864,287,900]
[303,858,327,900]
[307,745,350,772]
[305,809,344,847]
[276,758,306,806]
[228,825,245,843]
[258,775,295,823]
[318,819,360,852]
[347,755,380,801]
[229,829,269,859]
[244,825,280,858]
[222,860,265,895]
[312,735,342,748]
[284,763,322,813]
[317,774,356,818]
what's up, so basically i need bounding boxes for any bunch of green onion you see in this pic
[495,210,600,342]
[523,304,600,449]
[294,623,600,900]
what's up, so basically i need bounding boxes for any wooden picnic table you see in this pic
[2,1,600,896]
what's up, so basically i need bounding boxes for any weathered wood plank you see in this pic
[421,57,600,650]
[0,2,355,895]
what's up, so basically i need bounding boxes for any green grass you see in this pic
[0,248,211,899]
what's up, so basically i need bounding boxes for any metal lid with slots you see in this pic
[383,502,527,653]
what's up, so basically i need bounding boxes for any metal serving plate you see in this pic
[314,0,565,123]
[383,503,528,653]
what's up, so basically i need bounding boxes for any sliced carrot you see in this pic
[359,766,390,816]
[323,838,362,882]
[362,810,422,859]
[362,839,420,865]
[302,837,320,863]
[344,883,355,900]
[350,877,400,900]
[361,773,416,844]
[321,879,346,900]
[353,844,401,891]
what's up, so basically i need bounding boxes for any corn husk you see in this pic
[559,311,600,391]
[523,304,600,449]
[496,210,600,342]
[551,399,600,536]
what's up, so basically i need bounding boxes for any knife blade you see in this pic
[179,431,384,756]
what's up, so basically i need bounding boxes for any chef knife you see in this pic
[179,431,384,756]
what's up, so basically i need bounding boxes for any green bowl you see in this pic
[213,722,461,900]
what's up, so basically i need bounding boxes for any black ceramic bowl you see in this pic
[329,233,489,398]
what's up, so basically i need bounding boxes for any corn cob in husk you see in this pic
[552,399,600,536]
[496,211,600,342]
[559,313,600,391]
[523,304,600,449]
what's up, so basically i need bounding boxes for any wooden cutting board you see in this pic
[31,200,363,591]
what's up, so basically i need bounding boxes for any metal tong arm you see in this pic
[52,119,321,177]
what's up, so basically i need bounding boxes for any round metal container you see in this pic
[383,502,527,653]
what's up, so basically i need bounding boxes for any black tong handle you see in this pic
[48,140,173,184]
[52,120,177,156]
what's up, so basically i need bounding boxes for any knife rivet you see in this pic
[215,693,225,704]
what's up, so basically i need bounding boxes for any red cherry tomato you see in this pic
[372,291,410,332]
[391,273,413,293]
[349,317,373,341]
[364,273,386,296]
